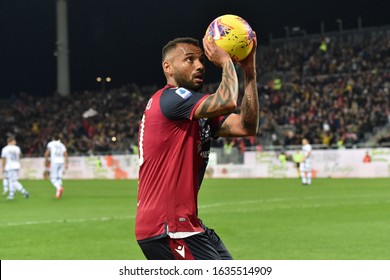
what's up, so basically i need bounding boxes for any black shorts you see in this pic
[138,225,233,260]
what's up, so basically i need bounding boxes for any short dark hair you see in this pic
[7,135,15,143]
[162,37,200,62]
[52,134,61,140]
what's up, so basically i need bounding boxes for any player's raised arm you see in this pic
[194,36,239,119]
[216,33,259,137]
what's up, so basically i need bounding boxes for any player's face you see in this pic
[169,43,206,91]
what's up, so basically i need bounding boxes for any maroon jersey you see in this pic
[136,84,226,241]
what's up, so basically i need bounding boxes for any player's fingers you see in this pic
[202,36,213,53]
[203,36,215,60]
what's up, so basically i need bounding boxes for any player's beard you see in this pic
[173,72,203,92]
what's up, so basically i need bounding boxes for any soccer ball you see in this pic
[205,14,254,62]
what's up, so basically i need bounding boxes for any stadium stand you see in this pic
[1,26,389,156]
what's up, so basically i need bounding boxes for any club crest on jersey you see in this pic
[175,88,192,99]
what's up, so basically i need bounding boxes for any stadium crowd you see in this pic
[0,84,155,156]
[1,31,389,156]
[256,35,390,148]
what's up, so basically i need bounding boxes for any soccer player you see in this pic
[135,35,259,260]
[1,136,29,200]
[300,138,313,185]
[44,135,68,199]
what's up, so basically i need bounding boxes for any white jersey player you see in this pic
[44,135,68,199]
[299,138,312,185]
[1,136,29,200]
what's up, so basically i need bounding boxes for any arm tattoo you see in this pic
[199,60,238,115]
[240,74,259,131]
[217,123,232,137]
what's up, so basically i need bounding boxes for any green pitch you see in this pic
[1,178,389,260]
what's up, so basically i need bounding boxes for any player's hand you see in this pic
[237,31,257,74]
[202,35,231,68]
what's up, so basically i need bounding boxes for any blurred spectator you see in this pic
[363,151,372,163]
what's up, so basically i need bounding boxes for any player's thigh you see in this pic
[50,164,60,178]
[57,164,64,177]
[50,165,57,178]
[8,170,18,182]
[182,233,225,260]
[300,162,309,172]
[202,226,233,260]
[138,237,176,260]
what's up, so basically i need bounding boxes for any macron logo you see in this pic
[175,88,192,99]
[175,245,185,258]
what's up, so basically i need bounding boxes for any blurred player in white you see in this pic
[1,136,29,200]
[300,138,312,185]
[44,135,68,199]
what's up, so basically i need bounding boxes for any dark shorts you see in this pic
[138,225,233,260]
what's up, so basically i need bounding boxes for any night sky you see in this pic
[1,0,389,97]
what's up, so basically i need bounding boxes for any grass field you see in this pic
[1,178,390,260]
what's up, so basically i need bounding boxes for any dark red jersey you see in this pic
[135,84,226,242]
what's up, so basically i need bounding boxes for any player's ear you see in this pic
[162,61,173,76]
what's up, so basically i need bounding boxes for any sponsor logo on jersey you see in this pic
[175,88,192,99]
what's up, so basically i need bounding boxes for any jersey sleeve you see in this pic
[160,87,208,120]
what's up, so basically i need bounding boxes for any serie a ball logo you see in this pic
[205,14,254,62]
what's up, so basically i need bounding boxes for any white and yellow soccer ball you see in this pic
[205,14,255,62]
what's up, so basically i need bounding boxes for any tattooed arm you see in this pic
[217,70,259,137]
[216,33,259,137]
[194,37,239,119]
[194,34,259,137]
